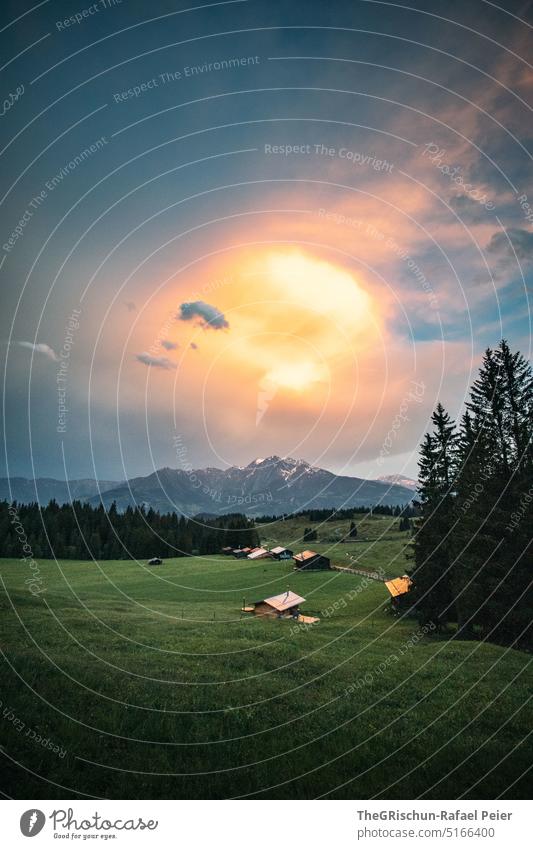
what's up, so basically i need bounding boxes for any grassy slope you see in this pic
[0,516,530,799]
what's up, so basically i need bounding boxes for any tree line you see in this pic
[411,340,532,649]
[1,500,259,561]
[255,504,416,523]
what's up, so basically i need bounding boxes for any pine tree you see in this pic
[410,404,457,630]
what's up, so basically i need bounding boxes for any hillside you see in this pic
[0,513,529,800]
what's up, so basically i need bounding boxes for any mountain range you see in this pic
[1,457,416,516]
[376,474,418,491]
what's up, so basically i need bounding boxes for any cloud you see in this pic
[160,339,178,350]
[449,194,495,224]
[125,301,136,312]
[190,342,199,350]
[135,352,176,369]
[17,341,59,362]
[178,300,229,330]
[487,228,533,262]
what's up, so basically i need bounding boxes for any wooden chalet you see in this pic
[252,590,305,618]
[293,550,331,570]
[270,546,294,560]
[247,546,272,560]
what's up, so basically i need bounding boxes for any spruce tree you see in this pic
[410,404,457,629]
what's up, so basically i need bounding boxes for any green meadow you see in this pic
[0,516,530,799]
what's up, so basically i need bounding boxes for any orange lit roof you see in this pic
[385,576,413,597]
[293,550,319,562]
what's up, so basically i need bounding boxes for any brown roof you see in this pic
[385,576,413,597]
[247,547,270,559]
[270,545,290,555]
[294,550,320,562]
[257,591,306,612]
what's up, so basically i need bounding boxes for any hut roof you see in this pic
[293,550,319,562]
[258,591,306,612]
[385,576,413,597]
[271,545,290,554]
[247,547,270,559]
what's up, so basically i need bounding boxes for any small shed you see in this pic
[270,546,294,560]
[247,547,272,560]
[232,549,248,559]
[148,557,162,566]
[221,546,234,555]
[253,590,305,618]
[385,575,413,611]
[385,575,412,597]
[293,550,331,570]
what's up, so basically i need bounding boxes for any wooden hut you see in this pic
[232,549,248,559]
[247,547,272,560]
[148,557,162,566]
[270,546,294,560]
[293,550,330,570]
[221,546,234,555]
[252,591,305,618]
[385,575,413,612]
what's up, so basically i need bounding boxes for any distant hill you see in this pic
[87,456,415,515]
[0,477,120,506]
[376,474,418,491]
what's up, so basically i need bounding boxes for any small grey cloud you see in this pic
[449,194,494,224]
[487,228,533,261]
[125,301,137,312]
[18,341,59,362]
[190,342,199,350]
[161,339,178,350]
[135,352,176,369]
[178,300,229,330]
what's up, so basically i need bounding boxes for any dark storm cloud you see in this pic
[449,194,496,225]
[135,352,176,369]
[487,228,533,262]
[178,301,229,330]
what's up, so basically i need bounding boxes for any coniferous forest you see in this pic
[1,501,259,561]
[410,341,532,649]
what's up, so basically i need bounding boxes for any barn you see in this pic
[247,547,272,560]
[293,550,331,570]
[252,590,306,618]
[270,546,294,560]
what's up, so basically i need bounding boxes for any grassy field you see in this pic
[0,515,530,799]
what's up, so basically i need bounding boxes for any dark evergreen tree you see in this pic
[410,404,457,630]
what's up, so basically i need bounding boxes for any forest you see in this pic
[411,340,532,649]
[1,501,259,560]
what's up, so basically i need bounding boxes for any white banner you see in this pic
[1,799,529,848]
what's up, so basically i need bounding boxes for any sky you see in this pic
[1,0,532,484]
